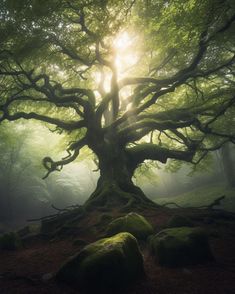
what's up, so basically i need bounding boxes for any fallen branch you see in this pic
[51,203,81,212]
[27,204,84,222]
[161,195,226,210]
[27,213,60,222]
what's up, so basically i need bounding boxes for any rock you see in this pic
[42,272,55,283]
[167,215,193,228]
[0,232,21,250]
[106,212,154,240]
[56,232,144,291]
[149,227,214,267]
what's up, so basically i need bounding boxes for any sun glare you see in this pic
[93,31,139,100]
[113,32,138,76]
[114,31,132,50]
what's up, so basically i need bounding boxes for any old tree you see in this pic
[0,0,235,210]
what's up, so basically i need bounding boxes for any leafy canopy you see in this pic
[0,0,235,178]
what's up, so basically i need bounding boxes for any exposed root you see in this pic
[84,180,159,213]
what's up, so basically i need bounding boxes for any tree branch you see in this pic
[0,110,85,131]
[42,137,87,179]
[126,143,195,165]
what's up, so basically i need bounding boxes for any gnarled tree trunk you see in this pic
[85,138,154,209]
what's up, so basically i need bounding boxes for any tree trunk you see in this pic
[84,144,155,209]
[221,143,235,188]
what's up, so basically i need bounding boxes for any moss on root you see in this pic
[85,181,158,212]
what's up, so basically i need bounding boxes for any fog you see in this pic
[0,121,99,231]
[0,121,234,232]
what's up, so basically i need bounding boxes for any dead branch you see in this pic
[161,195,226,210]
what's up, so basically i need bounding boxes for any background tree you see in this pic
[220,143,235,187]
[0,0,235,209]
[0,123,31,220]
[0,121,97,229]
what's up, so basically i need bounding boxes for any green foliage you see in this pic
[0,0,234,200]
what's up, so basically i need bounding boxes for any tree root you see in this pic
[84,181,160,212]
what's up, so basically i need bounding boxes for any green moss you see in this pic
[167,215,194,228]
[149,227,213,267]
[0,232,21,250]
[56,232,144,290]
[106,212,154,240]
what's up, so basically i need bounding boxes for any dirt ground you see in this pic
[1,207,235,294]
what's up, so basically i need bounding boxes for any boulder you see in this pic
[56,232,144,291]
[149,227,213,267]
[167,215,193,228]
[106,212,154,239]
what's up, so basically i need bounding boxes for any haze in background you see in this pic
[0,121,234,231]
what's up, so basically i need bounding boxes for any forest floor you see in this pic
[1,206,235,294]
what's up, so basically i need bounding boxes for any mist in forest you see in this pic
[0,122,98,231]
[1,121,234,232]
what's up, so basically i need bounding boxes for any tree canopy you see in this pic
[0,0,235,207]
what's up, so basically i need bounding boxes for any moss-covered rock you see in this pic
[106,212,154,240]
[56,232,144,290]
[149,227,213,267]
[167,215,193,228]
[0,232,21,250]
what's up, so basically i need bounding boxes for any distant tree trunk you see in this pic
[220,143,235,188]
